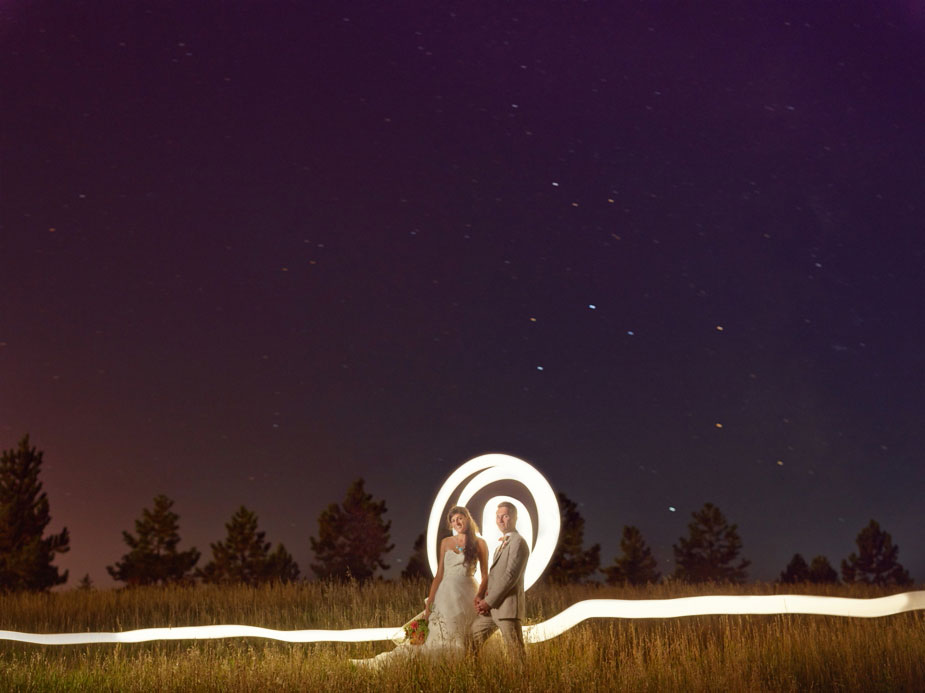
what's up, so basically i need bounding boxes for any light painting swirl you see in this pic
[426,453,560,589]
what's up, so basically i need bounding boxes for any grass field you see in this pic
[1,580,923,691]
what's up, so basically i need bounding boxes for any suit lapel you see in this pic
[492,532,514,567]
[492,541,504,565]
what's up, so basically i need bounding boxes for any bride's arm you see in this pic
[475,538,489,600]
[424,538,449,619]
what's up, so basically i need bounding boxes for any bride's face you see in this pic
[449,513,468,535]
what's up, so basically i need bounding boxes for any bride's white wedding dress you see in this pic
[353,549,478,668]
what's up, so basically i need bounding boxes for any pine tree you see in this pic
[672,502,749,583]
[401,533,432,580]
[602,525,661,585]
[841,519,913,586]
[199,506,300,585]
[310,478,394,582]
[0,435,70,591]
[545,492,601,584]
[808,555,838,584]
[265,543,301,583]
[106,495,200,586]
[778,553,810,583]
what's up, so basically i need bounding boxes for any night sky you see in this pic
[2,0,923,588]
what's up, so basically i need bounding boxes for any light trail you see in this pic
[2,592,922,646]
[522,591,925,643]
[0,625,398,646]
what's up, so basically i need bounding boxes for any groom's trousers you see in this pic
[470,613,525,661]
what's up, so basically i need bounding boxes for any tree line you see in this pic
[0,436,915,591]
[540,494,912,587]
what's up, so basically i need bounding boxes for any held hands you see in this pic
[474,597,491,615]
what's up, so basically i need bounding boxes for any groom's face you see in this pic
[496,506,515,534]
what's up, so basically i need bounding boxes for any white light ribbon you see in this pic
[522,590,925,643]
[0,625,397,646]
[2,592,922,645]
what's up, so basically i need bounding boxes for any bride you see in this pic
[353,506,488,667]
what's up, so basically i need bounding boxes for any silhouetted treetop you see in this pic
[310,478,393,582]
[401,533,431,580]
[546,492,600,584]
[0,435,70,591]
[779,553,810,584]
[199,506,299,585]
[603,525,661,585]
[808,555,839,584]
[841,519,912,586]
[107,494,200,586]
[672,502,749,584]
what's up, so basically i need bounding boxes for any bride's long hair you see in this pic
[447,506,480,575]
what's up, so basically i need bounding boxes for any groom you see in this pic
[470,501,530,661]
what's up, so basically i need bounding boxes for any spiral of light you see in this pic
[425,453,560,589]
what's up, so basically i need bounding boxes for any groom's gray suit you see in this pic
[470,530,530,657]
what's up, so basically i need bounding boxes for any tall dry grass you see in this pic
[1,580,922,691]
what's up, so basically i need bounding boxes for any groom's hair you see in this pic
[497,501,517,517]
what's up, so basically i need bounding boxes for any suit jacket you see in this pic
[484,530,530,620]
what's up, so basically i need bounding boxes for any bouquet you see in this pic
[403,616,429,646]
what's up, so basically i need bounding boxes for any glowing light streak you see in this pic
[523,591,925,643]
[426,453,560,590]
[0,625,397,646]
[2,592,922,646]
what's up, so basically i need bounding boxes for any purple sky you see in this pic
[1,0,923,587]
